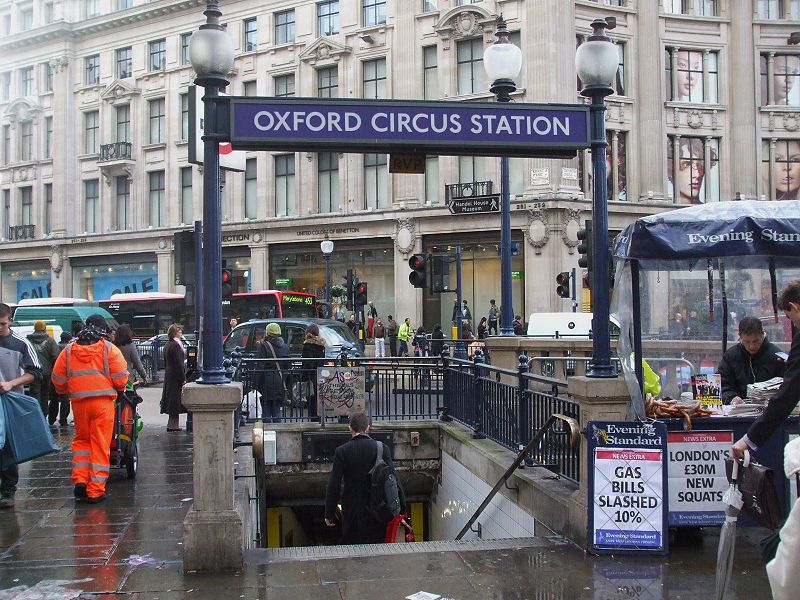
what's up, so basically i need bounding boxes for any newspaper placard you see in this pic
[588,421,668,555]
[317,367,366,417]
[691,373,722,413]
[667,430,733,526]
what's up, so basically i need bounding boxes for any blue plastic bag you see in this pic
[0,391,60,465]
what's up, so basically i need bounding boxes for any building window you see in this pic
[117,0,133,9]
[85,55,100,85]
[317,67,338,97]
[149,171,165,227]
[275,154,295,216]
[425,156,439,203]
[580,130,628,202]
[274,74,295,97]
[19,7,33,30]
[275,9,295,44]
[318,1,339,36]
[665,48,718,103]
[43,62,53,92]
[180,33,191,65]
[84,179,100,233]
[84,111,99,154]
[758,0,800,19]
[763,139,800,200]
[1,72,10,101]
[116,175,130,230]
[244,158,257,219]
[180,167,193,224]
[180,93,189,140]
[43,2,54,23]
[761,54,800,106]
[116,47,132,78]
[44,116,53,159]
[422,1,438,11]
[614,42,626,96]
[19,121,32,161]
[85,0,99,18]
[149,98,165,144]
[20,187,32,225]
[455,0,480,4]
[458,156,486,183]
[44,183,52,234]
[318,152,338,213]
[243,80,257,96]
[149,39,166,71]
[2,190,9,237]
[364,153,387,209]
[20,67,34,96]
[116,104,130,143]
[243,18,258,52]
[2,125,9,165]
[667,136,719,204]
[423,46,438,100]
[362,58,386,99]
[363,0,386,27]
[456,38,485,96]
[664,0,717,15]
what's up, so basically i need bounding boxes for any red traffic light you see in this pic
[222,269,232,283]
[408,254,426,270]
[555,272,569,286]
[356,282,367,294]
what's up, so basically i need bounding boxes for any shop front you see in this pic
[71,253,158,301]
[222,245,252,294]
[3,261,53,302]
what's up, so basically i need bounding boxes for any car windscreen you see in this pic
[319,322,359,346]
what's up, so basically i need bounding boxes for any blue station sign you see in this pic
[226,98,590,158]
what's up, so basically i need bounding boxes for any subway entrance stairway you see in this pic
[0,421,774,600]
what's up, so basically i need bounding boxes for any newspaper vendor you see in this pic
[717,316,785,405]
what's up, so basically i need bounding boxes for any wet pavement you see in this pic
[0,387,775,599]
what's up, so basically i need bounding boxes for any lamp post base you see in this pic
[585,362,618,379]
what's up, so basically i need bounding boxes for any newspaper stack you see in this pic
[747,377,784,403]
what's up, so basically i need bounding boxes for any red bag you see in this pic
[385,514,416,543]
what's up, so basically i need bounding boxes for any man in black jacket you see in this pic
[733,281,800,460]
[324,412,405,544]
[718,316,786,405]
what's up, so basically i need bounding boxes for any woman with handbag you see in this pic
[257,323,289,423]
[160,324,186,432]
[301,324,326,421]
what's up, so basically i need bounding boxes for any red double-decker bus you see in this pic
[223,290,316,322]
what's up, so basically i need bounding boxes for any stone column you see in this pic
[156,245,173,293]
[250,242,269,291]
[182,381,243,572]
[635,2,667,201]
[729,1,757,199]
[565,375,630,548]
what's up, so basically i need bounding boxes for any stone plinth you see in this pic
[181,381,243,572]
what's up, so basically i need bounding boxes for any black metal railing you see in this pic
[133,338,165,382]
[99,142,133,162]
[7,224,35,241]
[444,180,493,202]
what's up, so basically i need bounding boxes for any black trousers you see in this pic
[0,453,18,496]
[389,336,398,357]
[488,320,498,336]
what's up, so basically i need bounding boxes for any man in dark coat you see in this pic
[324,412,405,544]
[301,324,326,420]
[257,322,290,423]
[734,281,800,460]
[27,320,62,422]
[718,316,786,405]
[386,316,399,357]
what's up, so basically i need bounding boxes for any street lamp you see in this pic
[484,15,522,337]
[320,239,334,305]
[575,17,619,378]
[189,0,235,384]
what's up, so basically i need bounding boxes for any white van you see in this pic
[526,312,619,339]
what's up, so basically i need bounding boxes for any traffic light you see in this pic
[174,230,194,286]
[577,220,593,273]
[221,269,233,298]
[343,269,354,310]
[408,254,427,288]
[556,272,571,299]
[354,281,368,306]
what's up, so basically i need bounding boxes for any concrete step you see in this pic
[250,535,569,563]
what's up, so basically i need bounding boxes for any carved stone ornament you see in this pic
[687,110,703,129]
[393,218,416,256]
[433,5,493,50]
[158,237,169,250]
[299,37,351,66]
[784,113,799,132]
[100,80,141,105]
[253,232,264,244]
[14,166,36,182]
[3,98,43,125]
[561,208,582,252]
[49,245,64,274]
[524,209,549,254]
[49,55,69,73]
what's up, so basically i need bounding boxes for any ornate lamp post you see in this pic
[189,0,234,384]
[484,15,522,336]
[320,239,334,305]
[575,17,619,378]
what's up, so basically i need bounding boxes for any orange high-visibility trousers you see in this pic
[71,397,115,498]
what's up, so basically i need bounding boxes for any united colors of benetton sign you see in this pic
[227,98,590,158]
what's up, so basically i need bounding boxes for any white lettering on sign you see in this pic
[667,431,732,526]
[593,448,664,550]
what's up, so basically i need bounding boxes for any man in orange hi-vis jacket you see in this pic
[52,314,128,504]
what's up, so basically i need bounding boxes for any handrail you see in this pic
[454,413,580,541]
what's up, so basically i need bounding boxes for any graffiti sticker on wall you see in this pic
[317,367,366,417]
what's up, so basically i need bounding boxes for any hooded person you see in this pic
[27,320,63,425]
[301,323,326,420]
[256,322,290,423]
[51,314,128,503]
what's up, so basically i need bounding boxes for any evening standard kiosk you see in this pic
[588,421,669,555]
[611,201,800,528]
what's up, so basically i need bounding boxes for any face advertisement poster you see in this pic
[667,431,732,526]
[588,421,668,556]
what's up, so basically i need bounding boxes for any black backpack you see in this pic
[367,440,401,523]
